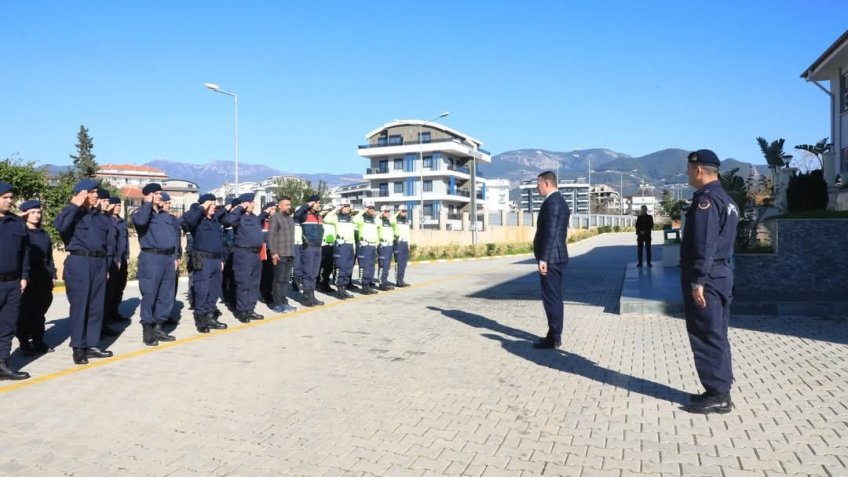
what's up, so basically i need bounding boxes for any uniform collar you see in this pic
[694,179,720,195]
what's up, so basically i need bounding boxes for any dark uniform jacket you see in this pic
[54,205,116,264]
[293,206,323,246]
[0,214,30,279]
[26,227,55,280]
[680,180,740,285]
[182,204,226,255]
[223,206,263,249]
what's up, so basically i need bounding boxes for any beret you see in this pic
[109,197,121,205]
[238,192,255,203]
[19,199,41,212]
[97,189,111,199]
[0,182,12,195]
[307,194,320,203]
[161,192,171,202]
[142,183,162,195]
[687,149,721,168]
[73,179,99,194]
[198,193,216,204]
[230,198,241,207]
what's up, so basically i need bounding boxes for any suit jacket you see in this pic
[533,191,570,264]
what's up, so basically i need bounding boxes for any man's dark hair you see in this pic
[279,196,292,201]
[538,171,557,185]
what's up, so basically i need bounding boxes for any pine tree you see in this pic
[70,125,98,178]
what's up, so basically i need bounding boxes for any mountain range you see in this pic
[43,148,769,195]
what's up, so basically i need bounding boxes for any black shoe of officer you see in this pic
[142,323,158,346]
[249,311,264,320]
[19,341,37,357]
[31,340,54,354]
[307,290,324,306]
[206,312,227,330]
[194,315,210,333]
[378,283,394,291]
[346,283,360,291]
[532,337,562,349]
[153,323,176,342]
[395,281,410,288]
[334,289,349,300]
[235,311,251,323]
[72,348,89,365]
[0,359,30,380]
[85,347,113,359]
[316,281,332,293]
[681,392,733,414]
[341,289,354,299]
[361,284,377,295]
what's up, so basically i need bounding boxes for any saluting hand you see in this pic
[71,189,88,207]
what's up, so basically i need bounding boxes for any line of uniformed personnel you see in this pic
[0,180,413,380]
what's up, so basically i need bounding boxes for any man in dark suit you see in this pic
[532,171,570,349]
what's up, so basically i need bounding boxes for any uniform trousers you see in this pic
[0,281,22,359]
[17,270,53,345]
[64,255,107,347]
[233,250,261,313]
[138,252,176,325]
[191,256,223,315]
[300,245,321,292]
[393,241,409,283]
[334,243,355,287]
[357,245,376,284]
[377,244,393,285]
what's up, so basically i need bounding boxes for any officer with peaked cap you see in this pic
[223,192,265,321]
[0,182,31,380]
[679,149,739,414]
[132,183,179,346]
[293,194,325,306]
[323,200,356,300]
[354,201,379,295]
[181,193,228,333]
[54,179,116,365]
[393,204,412,287]
[376,205,396,291]
[16,200,56,356]
[103,196,129,334]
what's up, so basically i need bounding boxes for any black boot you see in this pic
[379,283,395,291]
[153,322,176,342]
[0,359,30,380]
[142,323,158,346]
[235,311,251,323]
[309,290,324,306]
[72,348,89,365]
[85,347,113,358]
[248,311,264,320]
[206,312,227,330]
[361,284,377,295]
[395,280,410,288]
[335,289,349,300]
[194,314,210,333]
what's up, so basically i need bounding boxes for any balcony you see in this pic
[365,168,390,175]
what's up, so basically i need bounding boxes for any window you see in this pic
[393,158,403,170]
[419,131,431,143]
[388,135,402,145]
[423,156,433,169]
[423,204,434,218]
[423,180,433,192]
[379,183,389,197]
[394,182,404,193]
[842,73,848,114]
[378,160,388,173]
[377,135,387,146]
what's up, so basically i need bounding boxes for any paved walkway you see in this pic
[2,233,847,476]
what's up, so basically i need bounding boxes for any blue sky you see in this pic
[1,1,844,174]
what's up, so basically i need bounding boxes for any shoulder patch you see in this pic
[697,198,711,210]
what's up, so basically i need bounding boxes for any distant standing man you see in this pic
[679,149,739,414]
[392,205,411,287]
[0,182,31,380]
[104,196,129,330]
[54,179,116,364]
[376,205,395,291]
[532,171,570,350]
[223,193,265,322]
[293,195,325,307]
[635,205,654,267]
[132,183,179,346]
[267,196,297,312]
[16,200,55,356]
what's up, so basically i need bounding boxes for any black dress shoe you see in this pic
[249,311,264,320]
[205,313,227,330]
[72,348,89,365]
[395,281,410,288]
[682,393,733,414]
[153,323,176,342]
[378,284,394,291]
[532,337,562,349]
[235,312,251,323]
[31,341,54,354]
[0,359,30,380]
[85,347,114,358]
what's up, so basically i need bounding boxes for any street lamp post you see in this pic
[204,83,239,196]
[418,112,449,230]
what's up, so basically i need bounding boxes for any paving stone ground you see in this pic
[1,232,846,477]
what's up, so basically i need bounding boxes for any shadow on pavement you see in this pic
[429,306,689,405]
[9,317,72,368]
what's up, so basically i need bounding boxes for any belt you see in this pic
[194,250,224,260]
[379,241,393,246]
[0,273,21,282]
[142,247,175,255]
[359,241,376,246]
[335,239,352,245]
[69,250,106,258]
[235,246,262,253]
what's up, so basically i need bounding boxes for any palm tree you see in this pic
[719,167,747,208]
[756,137,793,196]
[794,137,831,170]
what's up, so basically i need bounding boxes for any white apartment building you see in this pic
[519,179,590,214]
[484,178,512,212]
[357,120,492,225]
